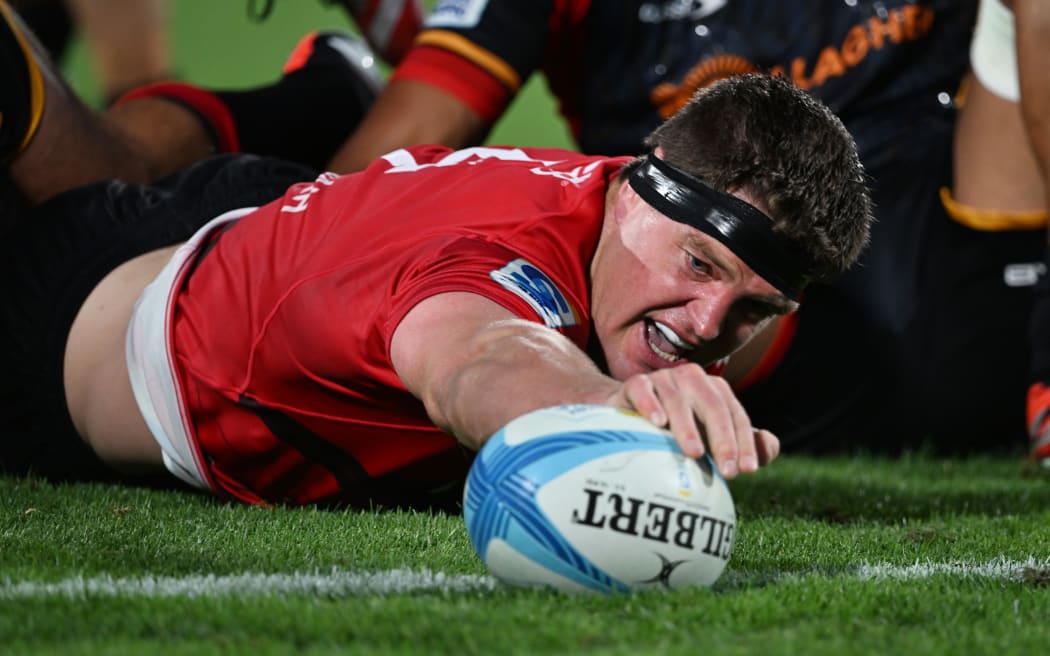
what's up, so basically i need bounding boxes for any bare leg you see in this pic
[4,0,213,205]
[1014,0,1050,209]
[65,0,172,101]
[1012,0,1050,464]
[953,72,1046,212]
[6,1,380,204]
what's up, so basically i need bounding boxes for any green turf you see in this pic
[3,455,1049,655]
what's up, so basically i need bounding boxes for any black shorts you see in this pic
[0,154,317,481]
[739,107,1044,455]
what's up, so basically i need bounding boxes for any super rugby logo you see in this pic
[427,0,489,29]
[675,456,695,498]
[490,258,577,329]
[639,0,727,23]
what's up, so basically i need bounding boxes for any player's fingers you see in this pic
[717,376,758,475]
[620,373,666,427]
[667,369,736,476]
[646,371,705,458]
[695,375,745,479]
[753,428,780,466]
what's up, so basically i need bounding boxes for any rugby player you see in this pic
[0,0,381,206]
[0,74,873,508]
[946,0,1050,464]
[331,0,1040,455]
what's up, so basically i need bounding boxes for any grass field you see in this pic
[3,455,1050,654]
[3,2,1049,654]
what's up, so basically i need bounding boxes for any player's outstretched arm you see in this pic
[390,292,779,479]
[326,79,489,174]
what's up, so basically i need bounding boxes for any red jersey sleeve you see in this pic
[382,235,591,355]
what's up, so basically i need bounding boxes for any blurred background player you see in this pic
[947,0,1050,465]
[9,0,422,105]
[11,0,172,104]
[329,0,1040,456]
[250,0,423,65]
[1,0,173,209]
[1,0,420,206]
[0,0,381,208]
[1014,0,1050,467]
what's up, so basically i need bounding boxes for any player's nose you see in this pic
[684,289,734,342]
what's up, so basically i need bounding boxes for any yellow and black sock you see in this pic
[0,0,46,163]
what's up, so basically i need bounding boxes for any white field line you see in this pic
[0,568,498,600]
[721,556,1050,587]
[854,557,1050,581]
[1,557,1047,600]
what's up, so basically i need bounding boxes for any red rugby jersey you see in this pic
[170,145,627,506]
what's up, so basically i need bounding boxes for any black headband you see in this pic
[627,153,811,299]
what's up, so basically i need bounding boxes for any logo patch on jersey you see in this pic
[490,259,577,329]
[638,0,728,24]
[649,3,935,116]
[427,0,489,29]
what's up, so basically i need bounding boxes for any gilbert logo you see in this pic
[490,259,577,329]
[571,488,735,559]
[637,552,690,588]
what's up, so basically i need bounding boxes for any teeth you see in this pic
[648,339,680,363]
[653,322,693,351]
[646,321,692,364]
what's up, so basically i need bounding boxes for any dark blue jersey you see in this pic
[400,1,1037,454]
[411,0,976,155]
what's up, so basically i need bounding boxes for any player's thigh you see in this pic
[0,154,316,480]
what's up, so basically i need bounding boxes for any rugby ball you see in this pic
[463,404,736,593]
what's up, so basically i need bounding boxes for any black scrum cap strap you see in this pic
[628,153,811,299]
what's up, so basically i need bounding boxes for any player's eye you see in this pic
[687,253,712,276]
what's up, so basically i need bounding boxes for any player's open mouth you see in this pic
[645,319,694,363]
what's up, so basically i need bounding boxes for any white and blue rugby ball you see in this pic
[463,404,736,593]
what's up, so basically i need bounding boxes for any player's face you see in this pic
[590,182,799,381]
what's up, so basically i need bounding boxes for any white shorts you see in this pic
[124,207,257,491]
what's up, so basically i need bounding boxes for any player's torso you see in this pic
[592,0,974,146]
[538,0,977,154]
[173,146,617,504]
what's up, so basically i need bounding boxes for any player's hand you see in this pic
[603,363,780,479]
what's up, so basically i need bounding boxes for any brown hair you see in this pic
[626,73,873,280]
